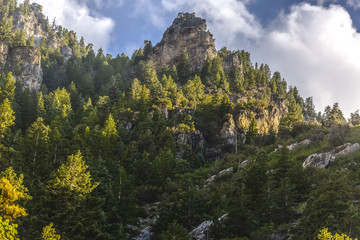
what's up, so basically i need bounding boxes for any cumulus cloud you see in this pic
[347,0,360,10]
[21,0,115,51]
[161,0,263,48]
[132,0,168,29]
[143,0,360,117]
[254,3,360,117]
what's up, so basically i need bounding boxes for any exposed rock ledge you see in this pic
[302,143,360,169]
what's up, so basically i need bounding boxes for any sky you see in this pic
[19,0,360,118]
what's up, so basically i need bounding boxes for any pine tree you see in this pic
[0,98,15,138]
[48,150,98,197]
[102,114,117,139]
[0,72,16,102]
[177,49,191,84]
[0,16,14,43]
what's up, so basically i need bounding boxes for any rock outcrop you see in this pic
[13,3,61,48]
[176,130,205,158]
[287,139,311,151]
[302,152,334,169]
[190,214,227,240]
[222,52,242,73]
[220,114,236,145]
[302,143,360,169]
[237,100,287,135]
[0,3,68,91]
[149,12,217,70]
[3,45,42,91]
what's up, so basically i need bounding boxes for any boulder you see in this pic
[302,152,334,169]
[287,139,311,151]
[302,143,360,169]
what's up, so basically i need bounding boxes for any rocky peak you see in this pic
[149,12,217,70]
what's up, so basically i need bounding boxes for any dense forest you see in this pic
[1,1,360,240]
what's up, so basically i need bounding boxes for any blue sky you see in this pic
[20,0,360,117]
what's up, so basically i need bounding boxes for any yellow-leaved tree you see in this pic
[42,223,61,240]
[318,228,358,240]
[0,167,31,240]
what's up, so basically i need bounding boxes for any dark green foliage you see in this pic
[2,4,358,240]
[177,49,191,85]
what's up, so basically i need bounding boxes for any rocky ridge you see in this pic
[149,12,242,73]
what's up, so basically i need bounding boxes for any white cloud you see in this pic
[347,0,360,10]
[161,0,263,48]
[22,0,115,51]
[132,0,167,29]
[144,0,360,117]
[253,3,360,117]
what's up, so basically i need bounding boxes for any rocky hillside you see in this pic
[3,2,354,240]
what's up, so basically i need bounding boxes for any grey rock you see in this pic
[222,52,242,73]
[239,160,250,168]
[134,226,152,240]
[219,167,233,176]
[149,12,217,70]
[60,45,73,62]
[287,139,311,151]
[334,143,360,157]
[0,42,8,71]
[220,115,236,145]
[303,143,360,169]
[6,46,42,91]
[190,214,227,240]
[302,152,334,169]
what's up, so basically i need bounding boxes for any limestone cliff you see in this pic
[13,3,61,48]
[5,45,42,90]
[149,12,217,70]
[0,3,64,91]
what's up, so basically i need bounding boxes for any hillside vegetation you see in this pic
[0,1,359,240]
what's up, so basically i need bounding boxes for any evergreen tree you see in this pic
[48,150,98,197]
[0,98,15,138]
[0,15,14,43]
[177,49,191,85]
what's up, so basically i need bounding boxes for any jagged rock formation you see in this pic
[149,12,217,70]
[176,130,205,158]
[13,3,61,48]
[303,143,360,169]
[222,52,242,73]
[0,42,42,91]
[0,3,66,91]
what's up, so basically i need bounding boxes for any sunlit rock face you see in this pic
[149,12,217,70]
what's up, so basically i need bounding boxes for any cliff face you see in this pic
[149,12,217,70]
[13,3,61,48]
[6,45,42,90]
[0,3,62,91]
